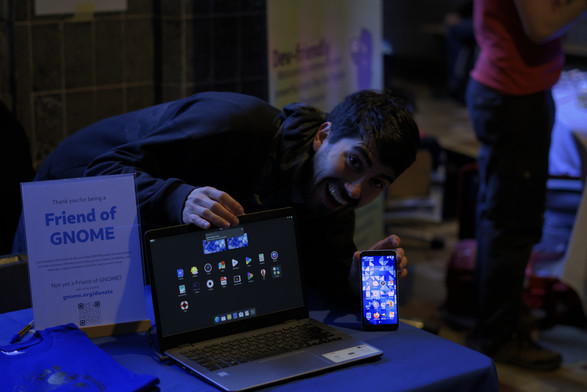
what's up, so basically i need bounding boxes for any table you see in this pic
[1,292,498,392]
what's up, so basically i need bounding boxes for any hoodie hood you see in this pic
[275,102,328,172]
[248,102,326,209]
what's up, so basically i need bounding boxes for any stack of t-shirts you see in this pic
[0,323,159,391]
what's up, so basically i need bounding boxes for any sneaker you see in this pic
[492,333,562,371]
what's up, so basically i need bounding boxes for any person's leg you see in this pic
[466,80,560,369]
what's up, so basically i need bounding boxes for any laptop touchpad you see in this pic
[260,351,329,375]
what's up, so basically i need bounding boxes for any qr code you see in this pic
[78,301,101,326]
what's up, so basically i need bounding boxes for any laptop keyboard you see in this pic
[181,322,342,371]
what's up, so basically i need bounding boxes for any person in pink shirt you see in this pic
[466,0,587,370]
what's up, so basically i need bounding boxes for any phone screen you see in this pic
[361,250,398,331]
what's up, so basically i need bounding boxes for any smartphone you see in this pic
[360,250,399,331]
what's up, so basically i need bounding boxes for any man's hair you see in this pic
[326,89,420,178]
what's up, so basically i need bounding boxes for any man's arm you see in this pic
[84,135,202,229]
[84,92,279,230]
[514,0,587,43]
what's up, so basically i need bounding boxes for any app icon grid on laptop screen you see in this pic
[147,211,305,338]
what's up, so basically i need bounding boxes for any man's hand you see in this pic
[365,234,408,278]
[348,234,408,294]
[182,187,244,229]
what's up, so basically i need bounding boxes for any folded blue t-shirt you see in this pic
[1,323,159,391]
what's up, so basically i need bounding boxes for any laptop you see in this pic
[144,207,383,391]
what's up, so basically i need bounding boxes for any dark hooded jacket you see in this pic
[21,92,357,300]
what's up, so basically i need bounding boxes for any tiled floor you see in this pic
[390,83,587,391]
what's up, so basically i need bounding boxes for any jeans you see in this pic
[466,79,554,351]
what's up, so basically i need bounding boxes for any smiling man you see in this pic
[13,90,420,301]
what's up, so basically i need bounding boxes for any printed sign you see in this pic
[268,0,382,111]
[21,174,147,331]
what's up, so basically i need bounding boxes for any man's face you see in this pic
[303,122,396,214]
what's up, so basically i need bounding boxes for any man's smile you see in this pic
[328,182,348,207]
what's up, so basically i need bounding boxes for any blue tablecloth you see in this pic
[1,293,498,392]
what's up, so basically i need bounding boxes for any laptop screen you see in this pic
[146,208,306,339]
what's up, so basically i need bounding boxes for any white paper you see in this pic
[322,344,381,363]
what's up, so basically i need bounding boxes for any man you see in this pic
[1,101,35,254]
[13,90,419,300]
[466,0,587,370]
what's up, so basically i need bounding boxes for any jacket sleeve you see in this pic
[83,92,280,230]
[83,118,199,229]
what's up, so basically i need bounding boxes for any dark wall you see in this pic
[0,0,268,253]
[154,0,268,103]
[0,0,268,171]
